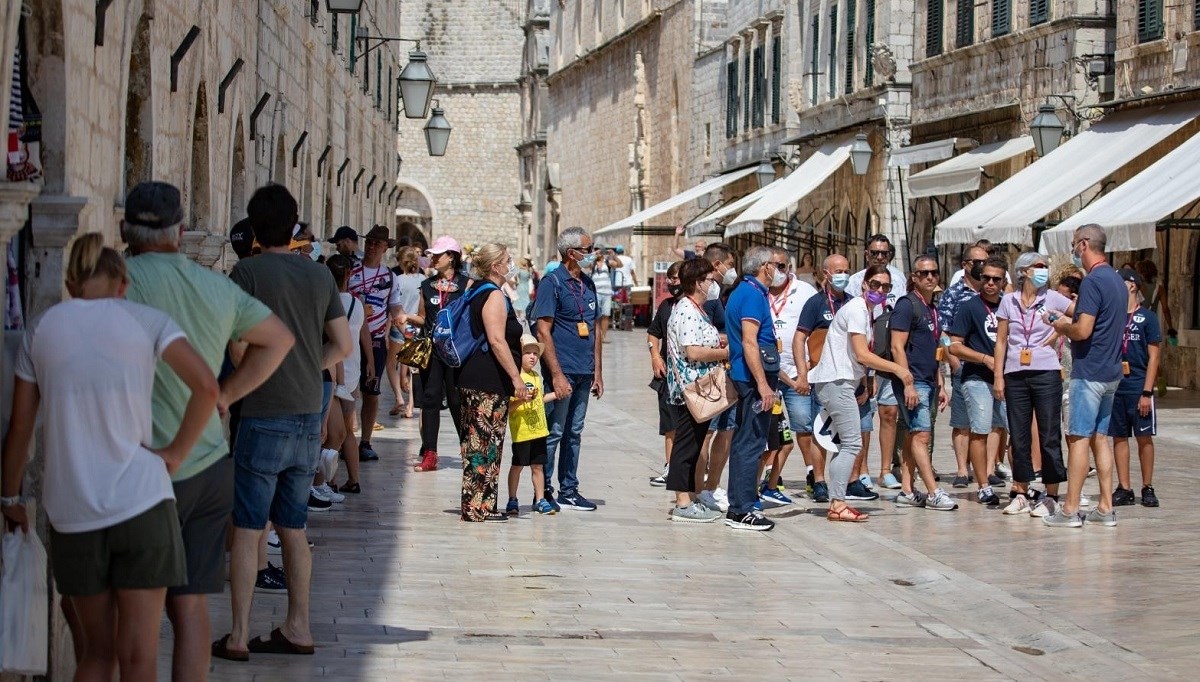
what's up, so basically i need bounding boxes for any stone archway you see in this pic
[394,178,437,238]
[188,82,211,232]
[395,215,429,250]
[123,13,153,198]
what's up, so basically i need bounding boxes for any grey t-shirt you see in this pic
[230,252,345,417]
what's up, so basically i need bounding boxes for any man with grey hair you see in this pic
[533,226,606,511]
[1043,223,1127,528]
[123,181,296,679]
[723,245,783,530]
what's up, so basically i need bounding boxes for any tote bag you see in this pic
[682,363,737,423]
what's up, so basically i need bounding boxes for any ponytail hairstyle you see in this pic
[66,233,127,297]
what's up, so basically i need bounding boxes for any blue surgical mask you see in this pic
[1072,253,1083,268]
[830,273,850,291]
[579,253,597,268]
[309,241,323,262]
[1030,267,1049,288]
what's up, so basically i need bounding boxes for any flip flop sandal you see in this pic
[211,634,250,662]
[247,628,315,655]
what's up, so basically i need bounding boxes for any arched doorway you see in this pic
[189,83,211,232]
[394,178,437,239]
[123,13,153,198]
[395,216,429,250]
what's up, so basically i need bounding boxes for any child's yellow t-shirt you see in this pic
[509,369,549,442]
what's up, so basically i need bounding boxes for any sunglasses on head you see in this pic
[915,269,940,278]
[980,275,1005,284]
[866,279,892,292]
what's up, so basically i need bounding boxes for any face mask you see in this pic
[706,280,721,301]
[970,263,984,281]
[1072,252,1083,268]
[1030,268,1050,288]
[578,252,597,268]
[721,266,738,286]
[418,256,431,269]
[355,250,365,260]
[667,284,683,297]
[308,242,322,262]
[865,290,887,307]
[829,273,849,291]
[504,261,520,280]
[770,268,786,288]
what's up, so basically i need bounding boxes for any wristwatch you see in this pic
[1141,390,1153,398]
[0,495,21,507]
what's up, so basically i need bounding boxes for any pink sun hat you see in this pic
[425,235,462,256]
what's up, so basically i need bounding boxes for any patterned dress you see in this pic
[459,388,510,521]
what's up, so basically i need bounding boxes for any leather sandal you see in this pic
[247,627,314,655]
[826,505,869,522]
[211,634,249,662]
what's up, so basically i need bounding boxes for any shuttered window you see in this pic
[1138,0,1164,42]
[927,0,944,57]
[811,15,820,104]
[864,0,876,85]
[956,0,974,48]
[828,5,839,98]
[844,0,857,94]
[348,15,357,71]
[1195,0,1199,30]
[331,15,338,51]
[753,44,766,128]
[743,52,751,131]
[993,0,1011,37]
[726,59,738,138]
[1029,0,1049,26]
[771,36,782,124]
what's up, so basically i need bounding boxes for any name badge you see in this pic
[935,346,946,362]
[1122,361,1130,376]
[577,321,589,338]
[1019,348,1032,366]
[776,338,783,352]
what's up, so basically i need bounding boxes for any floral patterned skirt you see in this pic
[459,388,510,521]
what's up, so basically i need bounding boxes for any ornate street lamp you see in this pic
[424,101,451,156]
[849,133,873,176]
[1030,103,1066,157]
[326,0,364,13]
[399,50,437,119]
[754,158,776,189]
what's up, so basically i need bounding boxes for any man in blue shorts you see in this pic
[1110,268,1162,508]
[938,244,987,488]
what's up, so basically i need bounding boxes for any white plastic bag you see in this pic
[0,529,49,675]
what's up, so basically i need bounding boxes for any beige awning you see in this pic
[907,136,1034,199]
[594,167,757,237]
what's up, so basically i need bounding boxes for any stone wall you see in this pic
[1113,0,1200,97]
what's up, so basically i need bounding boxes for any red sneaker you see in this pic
[414,450,438,472]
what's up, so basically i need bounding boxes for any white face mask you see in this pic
[706,280,721,301]
[721,265,738,286]
[308,241,323,262]
[770,268,786,288]
[504,260,520,280]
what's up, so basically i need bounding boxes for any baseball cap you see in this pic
[230,218,255,259]
[426,235,462,256]
[1118,268,1143,287]
[328,226,359,244]
[125,181,185,229]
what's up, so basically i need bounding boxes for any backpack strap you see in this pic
[346,296,357,319]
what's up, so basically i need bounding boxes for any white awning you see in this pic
[724,137,853,237]
[684,179,782,237]
[886,137,974,168]
[1040,129,1200,254]
[594,166,757,237]
[935,102,1200,246]
[906,136,1033,198]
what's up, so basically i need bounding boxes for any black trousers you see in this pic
[1003,369,1066,485]
[418,356,463,453]
[665,404,711,494]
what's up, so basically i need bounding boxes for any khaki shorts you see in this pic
[50,499,187,596]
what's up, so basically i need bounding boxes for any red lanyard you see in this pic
[913,291,939,343]
[824,287,844,318]
[566,276,587,318]
[1016,295,1043,348]
[1121,310,1135,356]
[434,277,459,310]
[769,280,791,317]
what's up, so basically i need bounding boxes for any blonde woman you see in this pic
[389,246,423,417]
[2,234,217,680]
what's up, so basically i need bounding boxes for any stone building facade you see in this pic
[394,0,526,251]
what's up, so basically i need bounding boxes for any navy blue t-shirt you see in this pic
[1118,305,1162,395]
[888,293,939,385]
[1072,264,1131,383]
[531,266,598,376]
[796,288,851,334]
[947,294,1000,384]
[725,276,777,383]
[704,299,726,333]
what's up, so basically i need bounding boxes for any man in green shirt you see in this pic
[124,182,294,680]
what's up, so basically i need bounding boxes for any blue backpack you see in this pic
[432,282,506,367]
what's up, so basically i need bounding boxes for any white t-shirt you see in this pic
[336,292,366,401]
[847,264,908,314]
[349,262,404,337]
[769,275,817,379]
[808,296,873,385]
[614,255,635,288]
[592,262,613,297]
[14,299,185,533]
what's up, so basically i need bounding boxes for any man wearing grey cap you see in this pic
[123,181,296,678]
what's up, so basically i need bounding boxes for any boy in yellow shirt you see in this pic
[506,335,559,515]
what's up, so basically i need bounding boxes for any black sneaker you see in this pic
[1112,487,1136,507]
[987,474,1007,487]
[360,441,379,461]
[307,493,332,512]
[254,563,287,593]
[1141,485,1160,508]
[558,491,597,511]
[845,480,880,501]
[952,475,969,489]
[724,510,775,531]
[978,489,1001,507]
[806,469,815,492]
[811,481,830,503]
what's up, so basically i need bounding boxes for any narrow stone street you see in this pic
[181,330,1200,681]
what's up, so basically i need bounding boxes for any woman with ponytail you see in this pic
[1,233,218,681]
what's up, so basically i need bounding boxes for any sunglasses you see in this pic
[965,258,986,267]
[980,275,1005,284]
[770,261,789,269]
[574,246,597,254]
[868,249,892,258]
[915,269,940,278]
[866,280,893,292]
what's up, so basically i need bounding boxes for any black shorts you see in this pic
[766,411,792,451]
[169,457,235,595]
[657,389,683,435]
[512,438,548,466]
[360,336,388,395]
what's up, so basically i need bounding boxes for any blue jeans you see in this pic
[232,413,322,530]
[544,373,594,496]
[1067,378,1119,437]
[729,378,777,515]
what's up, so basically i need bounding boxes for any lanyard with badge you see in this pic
[913,291,943,362]
[1015,296,1044,366]
[567,275,590,338]
[1121,311,1135,376]
[769,282,792,352]
[359,266,390,318]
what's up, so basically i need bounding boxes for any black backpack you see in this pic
[872,291,925,363]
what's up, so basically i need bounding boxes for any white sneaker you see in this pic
[1079,493,1091,507]
[1002,495,1030,515]
[697,490,722,512]
[995,462,1012,479]
[1030,497,1056,518]
[925,488,958,511]
[267,529,283,555]
[859,474,875,490]
[712,488,730,512]
[310,485,332,503]
[316,483,345,504]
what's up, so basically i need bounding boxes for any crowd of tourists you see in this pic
[646,226,1166,531]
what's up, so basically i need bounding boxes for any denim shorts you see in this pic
[961,379,1007,435]
[876,378,898,406]
[857,382,875,433]
[781,385,818,434]
[708,403,738,432]
[1107,392,1156,438]
[1067,378,1119,438]
[950,370,969,429]
[897,381,935,433]
[232,413,323,530]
